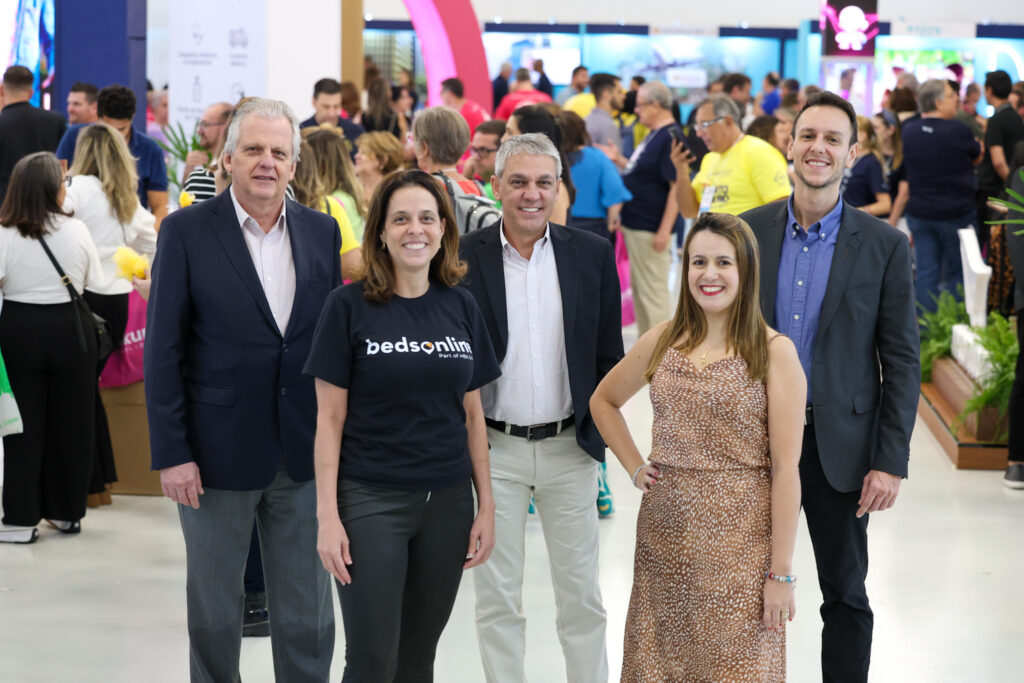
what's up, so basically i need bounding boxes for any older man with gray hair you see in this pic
[616,80,685,334]
[459,133,623,682]
[145,97,340,682]
[672,92,791,220]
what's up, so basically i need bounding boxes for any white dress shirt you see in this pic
[0,215,104,304]
[65,174,157,295]
[229,186,295,335]
[481,222,573,426]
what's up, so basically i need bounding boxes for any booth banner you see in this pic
[168,2,268,132]
[889,22,976,39]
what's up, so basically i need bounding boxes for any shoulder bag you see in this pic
[38,236,114,363]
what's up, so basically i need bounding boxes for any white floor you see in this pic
[2,338,1024,681]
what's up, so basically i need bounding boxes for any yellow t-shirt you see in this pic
[320,196,360,256]
[691,135,791,215]
[563,93,597,119]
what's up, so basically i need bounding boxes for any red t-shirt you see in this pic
[460,100,491,136]
[494,88,553,122]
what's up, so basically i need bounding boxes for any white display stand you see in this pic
[958,227,991,329]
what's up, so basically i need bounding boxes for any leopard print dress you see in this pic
[621,348,784,682]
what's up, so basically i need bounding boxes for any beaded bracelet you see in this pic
[765,572,797,584]
[631,463,648,487]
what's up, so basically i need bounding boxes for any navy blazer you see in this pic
[458,223,624,461]
[740,199,920,492]
[144,190,342,490]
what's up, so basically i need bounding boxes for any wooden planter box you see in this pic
[918,357,1008,470]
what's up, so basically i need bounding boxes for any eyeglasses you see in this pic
[695,116,725,130]
[197,120,225,130]
[470,146,499,157]
[634,100,650,109]
[64,175,73,187]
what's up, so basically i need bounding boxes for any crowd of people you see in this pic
[0,52,1021,683]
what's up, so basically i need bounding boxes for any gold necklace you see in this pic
[699,347,709,369]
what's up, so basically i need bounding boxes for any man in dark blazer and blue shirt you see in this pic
[741,91,920,682]
[459,133,623,682]
[144,98,339,682]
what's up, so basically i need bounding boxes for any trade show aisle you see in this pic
[1,395,1022,681]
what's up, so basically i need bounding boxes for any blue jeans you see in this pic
[906,212,971,314]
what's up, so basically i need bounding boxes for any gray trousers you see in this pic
[178,465,334,683]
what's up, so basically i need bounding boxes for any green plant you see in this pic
[986,166,1024,236]
[157,122,206,199]
[957,312,1019,442]
[918,288,968,382]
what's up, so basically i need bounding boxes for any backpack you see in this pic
[434,173,502,235]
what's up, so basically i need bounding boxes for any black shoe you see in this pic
[45,519,81,534]
[242,592,270,637]
[1004,463,1024,489]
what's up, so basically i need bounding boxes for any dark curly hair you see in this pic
[97,84,138,120]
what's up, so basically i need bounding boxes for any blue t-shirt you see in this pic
[569,146,633,219]
[761,90,781,115]
[841,154,888,209]
[902,117,980,220]
[620,126,685,233]
[57,124,168,209]
[303,281,501,491]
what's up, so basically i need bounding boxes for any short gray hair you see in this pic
[223,97,301,162]
[494,133,562,179]
[917,79,948,113]
[696,93,743,123]
[638,81,673,110]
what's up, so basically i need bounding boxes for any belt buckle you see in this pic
[526,423,548,441]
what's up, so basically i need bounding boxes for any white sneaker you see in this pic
[0,524,39,544]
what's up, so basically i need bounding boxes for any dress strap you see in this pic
[768,333,784,344]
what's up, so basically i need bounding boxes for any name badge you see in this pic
[698,185,716,214]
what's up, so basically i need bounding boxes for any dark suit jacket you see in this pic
[740,200,920,492]
[144,190,342,490]
[458,223,624,461]
[0,101,67,202]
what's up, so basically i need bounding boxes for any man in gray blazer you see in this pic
[741,91,920,683]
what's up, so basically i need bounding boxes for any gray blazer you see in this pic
[740,199,921,492]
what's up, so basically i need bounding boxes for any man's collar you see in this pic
[786,193,844,241]
[499,219,551,253]
[229,184,287,233]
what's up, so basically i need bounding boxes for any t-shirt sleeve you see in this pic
[984,114,1006,151]
[327,197,360,256]
[464,293,501,391]
[147,146,169,192]
[303,290,354,389]
[691,154,709,200]
[867,156,885,195]
[56,127,77,161]
[599,153,633,209]
[749,142,792,203]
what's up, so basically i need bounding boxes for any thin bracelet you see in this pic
[765,572,797,584]
[631,463,648,487]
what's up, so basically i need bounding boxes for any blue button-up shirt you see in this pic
[774,195,844,401]
[57,124,168,209]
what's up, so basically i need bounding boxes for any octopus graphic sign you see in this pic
[820,0,879,58]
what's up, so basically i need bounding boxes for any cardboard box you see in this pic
[100,382,162,495]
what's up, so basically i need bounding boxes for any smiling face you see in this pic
[493,152,560,240]
[686,229,740,316]
[67,91,96,124]
[788,105,857,191]
[383,185,445,277]
[223,115,296,208]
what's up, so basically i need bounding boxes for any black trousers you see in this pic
[1008,312,1024,462]
[83,290,128,492]
[0,301,96,525]
[800,423,873,683]
[336,479,473,683]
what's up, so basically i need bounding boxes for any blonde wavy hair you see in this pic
[69,123,140,224]
[302,125,367,218]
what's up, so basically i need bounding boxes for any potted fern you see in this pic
[957,312,1019,442]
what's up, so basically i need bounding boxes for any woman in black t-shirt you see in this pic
[841,116,891,217]
[304,169,500,679]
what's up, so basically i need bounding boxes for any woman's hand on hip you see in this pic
[317,515,353,585]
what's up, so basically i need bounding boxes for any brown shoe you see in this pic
[86,493,102,508]
[99,488,113,505]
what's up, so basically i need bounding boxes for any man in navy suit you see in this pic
[144,98,339,682]
[458,133,623,682]
[741,91,919,682]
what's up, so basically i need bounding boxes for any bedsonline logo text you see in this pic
[366,336,472,358]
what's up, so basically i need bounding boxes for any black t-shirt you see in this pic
[841,154,888,209]
[303,281,500,491]
[621,125,685,234]
[979,103,1024,191]
[902,117,980,219]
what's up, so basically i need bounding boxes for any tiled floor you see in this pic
[2,346,1023,681]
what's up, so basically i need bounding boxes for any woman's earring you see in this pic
[380,240,387,251]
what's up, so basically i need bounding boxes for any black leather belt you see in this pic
[805,405,814,426]
[485,415,575,441]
